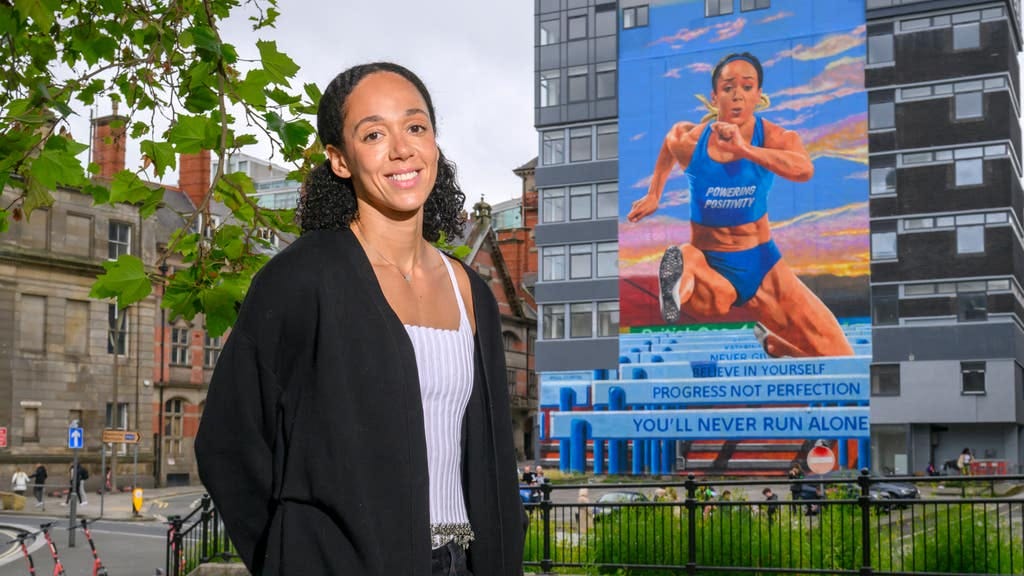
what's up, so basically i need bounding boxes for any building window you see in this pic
[541,246,566,281]
[65,300,89,355]
[596,8,616,36]
[542,130,565,165]
[541,188,566,223]
[540,70,560,107]
[868,34,893,65]
[171,326,190,366]
[871,167,896,196]
[568,67,587,102]
[960,362,985,394]
[956,226,984,254]
[741,0,770,11]
[23,407,39,441]
[164,399,185,458]
[597,124,618,160]
[953,22,980,50]
[106,401,129,454]
[570,303,593,338]
[570,127,593,162]
[957,292,987,322]
[540,19,559,45]
[568,15,587,39]
[503,332,517,351]
[597,183,617,219]
[569,244,593,279]
[955,158,983,186]
[955,92,982,119]
[597,302,619,337]
[542,304,566,339]
[204,333,223,367]
[19,294,45,352]
[596,63,617,100]
[871,364,900,397]
[872,286,899,326]
[108,221,131,260]
[871,222,897,260]
[597,242,618,277]
[569,186,592,220]
[107,304,128,355]
[623,5,649,29]
[869,101,894,130]
[705,0,733,17]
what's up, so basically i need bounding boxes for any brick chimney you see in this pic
[91,102,127,179]
[178,150,211,208]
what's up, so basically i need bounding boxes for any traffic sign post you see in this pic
[68,424,84,548]
[807,445,837,475]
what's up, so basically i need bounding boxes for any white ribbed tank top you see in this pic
[403,251,474,538]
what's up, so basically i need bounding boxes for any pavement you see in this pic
[0,485,209,522]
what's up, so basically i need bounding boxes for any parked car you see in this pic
[873,480,921,505]
[592,491,649,521]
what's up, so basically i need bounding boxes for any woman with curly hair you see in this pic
[196,62,525,576]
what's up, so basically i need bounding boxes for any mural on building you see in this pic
[546,0,871,476]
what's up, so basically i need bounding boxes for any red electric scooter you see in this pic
[5,530,38,575]
[77,518,109,576]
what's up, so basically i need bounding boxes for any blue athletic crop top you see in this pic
[685,115,774,227]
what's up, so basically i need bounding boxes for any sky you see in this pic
[66,0,537,205]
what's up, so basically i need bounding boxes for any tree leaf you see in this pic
[235,69,269,108]
[0,210,8,234]
[139,186,165,219]
[200,281,241,337]
[109,170,151,203]
[22,175,54,220]
[257,40,299,84]
[190,24,221,61]
[140,140,176,178]
[265,112,314,159]
[184,85,219,113]
[13,0,60,30]
[162,266,201,321]
[89,255,152,309]
[168,115,218,154]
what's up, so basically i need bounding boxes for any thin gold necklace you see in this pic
[354,223,415,283]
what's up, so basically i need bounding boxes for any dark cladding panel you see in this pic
[871,196,899,218]
[891,21,1013,85]
[895,227,1015,281]
[899,296,955,318]
[895,92,1015,150]
[873,322,1017,362]
[898,160,1014,215]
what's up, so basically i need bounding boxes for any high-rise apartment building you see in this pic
[865,0,1023,474]
[534,0,622,374]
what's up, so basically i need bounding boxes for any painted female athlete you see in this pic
[626,52,852,358]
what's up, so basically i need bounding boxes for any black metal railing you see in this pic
[165,495,238,576]
[170,472,1024,575]
[523,470,1024,575]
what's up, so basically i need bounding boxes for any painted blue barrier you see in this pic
[593,375,869,406]
[550,406,870,440]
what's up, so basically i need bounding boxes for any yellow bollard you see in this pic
[132,487,143,516]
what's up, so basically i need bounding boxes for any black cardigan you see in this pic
[195,229,525,575]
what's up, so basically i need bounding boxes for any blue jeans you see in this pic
[431,541,473,576]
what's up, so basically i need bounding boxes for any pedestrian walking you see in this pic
[29,463,47,508]
[957,448,973,476]
[195,62,524,576]
[762,487,779,520]
[61,464,87,506]
[10,466,29,497]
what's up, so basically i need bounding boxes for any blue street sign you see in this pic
[68,427,84,449]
